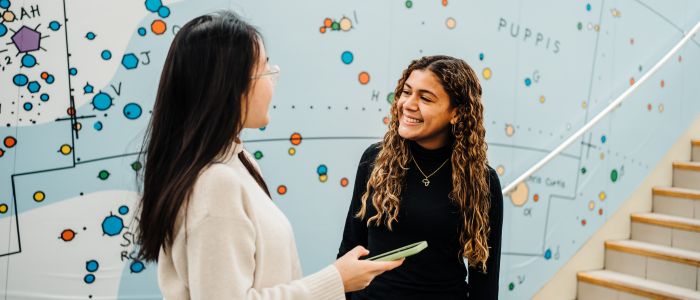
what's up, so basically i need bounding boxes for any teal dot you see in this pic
[137,27,147,36]
[49,21,61,31]
[405,0,413,8]
[85,32,96,40]
[118,205,129,215]
[93,121,103,131]
[23,102,33,111]
[341,51,354,64]
[85,260,99,272]
[0,0,10,9]
[157,6,170,18]
[84,274,95,284]
[40,94,49,101]
[101,50,112,60]
[21,54,36,68]
[0,23,7,37]
[69,68,78,76]
[13,74,28,86]
[524,78,532,86]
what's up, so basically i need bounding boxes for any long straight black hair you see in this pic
[136,11,263,262]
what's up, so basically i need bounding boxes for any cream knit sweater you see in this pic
[157,143,346,300]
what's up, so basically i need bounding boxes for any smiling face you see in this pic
[397,69,457,149]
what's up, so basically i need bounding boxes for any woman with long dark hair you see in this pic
[338,55,503,299]
[136,11,403,300]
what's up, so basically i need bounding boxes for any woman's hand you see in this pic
[334,246,405,292]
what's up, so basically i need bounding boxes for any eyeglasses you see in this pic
[251,64,280,85]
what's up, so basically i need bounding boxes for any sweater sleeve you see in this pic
[337,143,379,258]
[185,165,345,300]
[466,167,503,300]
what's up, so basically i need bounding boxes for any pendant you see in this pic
[422,178,430,187]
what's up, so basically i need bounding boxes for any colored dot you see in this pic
[137,27,147,36]
[144,0,162,12]
[121,53,139,69]
[130,261,145,273]
[319,174,328,183]
[577,22,583,30]
[101,215,125,236]
[581,219,587,226]
[254,151,263,160]
[60,144,72,155]
[60,229,76,241]
[33,191,45,202]
[69,68,78,76]
[118,205,129,215]
[340,178,349,187]
[67,107,76,116]
[601,135,607,143]
[0,23,6,37]
[40,93,49,101]
[21,54,37,68]
[610,169,618,182]
[4,136,16,148]
[0,204,7,214]
[22,102,32,111]
[533,194,539,202]
[317,164,328,175]
[588,200,595,211]
[442,0,448,6]
[479,53,484,61]
[405,0,413,8]
[358,71,370,85]
[158,6,170,18]
[101,50,112,60]
[524,78,532,86]
[27,81,41,93]
[123,103,142,120]
[151,20,167,35]
[339,17,352,31]
[0,0,9,9]
[383,117,390,125]
[539,95,545,103]
[46,75,55,84]
[98,170,110,180]
[74,122,82,132]
[586,3,591,11]
[629,77,635,85]
[86,260,99,272]
[599,191,606,201]
[131,161,142,171]
[544,249,552,260]
[341,51,354,64]
[92,92,113,111]
[331,21,340,31]
[323,18,332,28]
[660,80,665,88]
[658,103,664,113]
[288,147,296,156]
[277,185,287,195]
[319,26,326,34]
[0,149,4,157]
[598,208,604,215]
[86,32,96,40]
[84,274,95,284]
[445,17,456,29]
[482,68,492,80]
[13,74,28,86]
[290,133,302,145]
[387,92,395,104]
[49,21,61,31]
[581,167,587,174]
[509,282,515,291]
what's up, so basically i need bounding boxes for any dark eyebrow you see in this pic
[404,83,437,98]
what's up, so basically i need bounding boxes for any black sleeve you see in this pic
[467,167,503,300]
[337,143,380,259]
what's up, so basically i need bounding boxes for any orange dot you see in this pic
[383,117,389,125]
[0,149,4,157]
[358,71,370,85]
[629,77,635,86]
[67,107,75,116]
[442,0,448,6]
[533,194,539,202]
[151,20,167,35]
[60,229,75,241]
[340,178,349,187]
[41,72,48,79]
[290,133,302,146]
[277,185,287,195]
[660,80,665,88]
[598,208,603,215]
[581,219,587,226]
[4,136,16,148]
[324,18,332,28]
[319,26,326,34]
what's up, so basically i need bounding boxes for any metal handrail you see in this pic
[502,20,700,195]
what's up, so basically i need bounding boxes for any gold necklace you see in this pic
[411,156,450,187]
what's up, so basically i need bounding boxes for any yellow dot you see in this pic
[445,17,456,29]
[288,147,296,156]
[505,124,515,137]
[482,68,492,80]
[588,201,595,211]
[599,152,605,160]
[339,17,352,31]
[658,104,664,113]
[0,204,7,214]
[581,101,588,109]
[59,144,72,155]
[34,191,45,202]
[319,174,328,182]
[539,95,545,103]
[599,192,606,201]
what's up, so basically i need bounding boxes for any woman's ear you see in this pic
[450,108,459,125]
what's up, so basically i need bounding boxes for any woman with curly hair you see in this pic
[338,55,503,299]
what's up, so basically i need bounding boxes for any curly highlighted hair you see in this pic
[356,55,492,271]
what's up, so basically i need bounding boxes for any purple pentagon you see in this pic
[11,26,41,53]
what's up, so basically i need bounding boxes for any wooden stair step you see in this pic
[674,161,700,172]
[578,270,700,299]
[654,186,700,201]
[605,240,700,267]
[632,212,700,232]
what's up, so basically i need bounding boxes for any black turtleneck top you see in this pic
[338,141,503,300]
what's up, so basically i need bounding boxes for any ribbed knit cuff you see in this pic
[302,265,345,300]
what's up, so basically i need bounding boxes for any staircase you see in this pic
[577,140,700,300]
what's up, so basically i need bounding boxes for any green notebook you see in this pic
[367,241,428,261]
